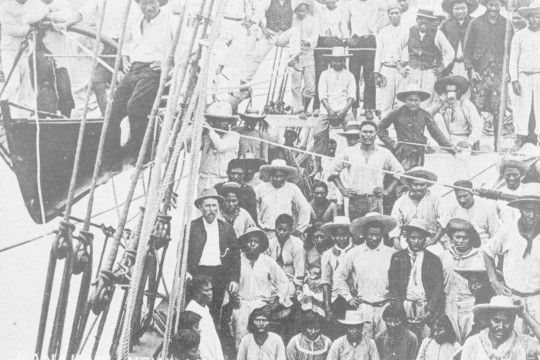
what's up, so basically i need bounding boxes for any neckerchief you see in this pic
[517,219,540,258]
[479,328,522,360]
[222,207,240,225]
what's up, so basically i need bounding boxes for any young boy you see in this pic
[286,312,332,359]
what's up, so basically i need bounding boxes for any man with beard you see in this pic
[286,312,332,359]
[216,182,256,237]
[509,2,540,150]
[439,218,483,343]
[330,121,404,220]
[484,183,540,333]
[377,84,457,170]
[440,0,479,79]
[463,0,513,149]
[441,179,500,245]
[334,213,397,338]
[310,181,338,226]
[231,227,291,350]
[327,310,380,359]
[495,156,528,225]
[390,167,443,250]
[375,301,418,360]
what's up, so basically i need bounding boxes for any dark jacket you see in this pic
[187,217,240,284]
[266,0,293,32]
[388,249,444,313]
[440,16,473,54]
[408,26,442,70]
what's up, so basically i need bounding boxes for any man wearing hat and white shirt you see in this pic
[198,103,240,195]
[378,84,458,170]
[238,108,269,161]
[334,213,397,339]
[510,0,540,150]
[484,182,540,333]
[187,189,240,325]
[495,156,528,225]
[400,9,455,107]
[327,310,380,359]
[255,159,311,235]
[430,75,483,150]
[313,46,356,176]
[461,295,540,359]
[330,121,404,221]
[231,227,291,350]
[388,219,445,340]
[390,166,443,250]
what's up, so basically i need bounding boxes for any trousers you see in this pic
[313,113,355,155]
[512,72,540,136]
[445,297,474,344]
[214,18,249,84]
[291,63,315,111]
[378,64,405,117]
[406,67,438,108]
[348,34,376,110]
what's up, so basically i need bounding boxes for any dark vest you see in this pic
[408,26,442,70]
[266,0,293,32]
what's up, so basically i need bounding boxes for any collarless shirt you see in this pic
[314,1,343,37]
[237,332,286,360]
[340,0,383,37]
[327,335,380,360]
[406,250,425,300]
[440,248,482,300]
[375,329,419,360]
[320,243,354,300]
[185,300,224,360]
[375,24,408,72]
[390,191,441,239]
[199,218,221,266]
[509,27,540,81]
[318,68,357,114]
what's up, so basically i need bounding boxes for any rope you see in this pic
[0,231,54,253]
[64,32,115,73]
[34,248,57,357]
[395,140,529,157]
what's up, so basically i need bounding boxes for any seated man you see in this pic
[286,312,332,359]
[326,310,380,359]
[376,302,418,360]
[310,180,338,226]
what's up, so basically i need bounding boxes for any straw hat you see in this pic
[194,188,225,208]
[229,154,267,172]
[336,121,362,137]
[507,182,540,209]
[401,219,434,237]
[402,166,438,187]
[446,218,481,247]
[434,75,470,96]
[479,0,507,6]
[238,227,269,252]
[453,255,488,280]
[260,159,299,179]
[323,46,353,58]
[387,2,403,12]
[350,212,397,236]
[217,181,241,197]
[135,0,168,6]
[396,84,431,102]
[322,216,351,232]
[441,0,479,14]
[240,108,267,123]
[496,156,528,176]
[338,310,371,325]
[473,296,521,318]
[204,101,239,123]
[416,8,440,19]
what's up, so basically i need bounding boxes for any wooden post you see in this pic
[496,13,513,152]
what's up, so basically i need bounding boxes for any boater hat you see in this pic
[401,219,434,237]
[194,188,225,208]
[454,255,488,280]
[338,310,371,325]
[322,216,352,232]
[229,153,267,172]
[473,296,521,318]
[441,0,479,15]
[479,0,507,6]
[217,182,241,197]
[496,156,529,176]
[396,84,431,102]
[416,8,440,19]
[260,159,299,179]
[240,107,268,123]
[350,212,397,236]
[323,46,353,58]
[402,166,438,187]
[336,121,362,137]
[518,0,540,16]
[507,182,540,209]
[204,101,239,123]
[434,75,470,96]
[238,227,269,252]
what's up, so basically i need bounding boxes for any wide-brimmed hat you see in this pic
[322,216,351,232]
[217,181,241,197]
[135,0,168,6]
[204,101,239,123]
[401,219,434,237]
[441,0,479,15]
[453,255,488,280]
[194,188,225,208]
[417,8,440,19]
[350,212,397,236]
[479,0,507,6]
[238,227,269,252]
[240,108,267,123]
[518,2,540,17]
[260,159,298,179]
[434,75,470,96]
[507,182,540,209]
[473,296,521,318]
[323,46,352,58]
[336,121,362,137]
[229,154,267,172]
[338,310,371,325]
[387,2,403,12]
[396,84,431,102]
[402,166,438,187]
[496,156,529,176]
[446,218,481,246]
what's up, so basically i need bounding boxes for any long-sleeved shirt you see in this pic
[440,247,482,301]
[509,27,540,81]
[123,8,178,63]
[340,0,384,37]
[496,184,522,225]
[463,13,513,72]
[375,329,418,360]
[215,181,258,224]
[378,105,455,159]
[0,0,48,52]
[417,338,460,360]
[221,207,256,237]
[185,300,224,360]
[78,0,135,40]
[199,131,240,179]
[237,332,286,360]
[320,243,355,301]
[255,182,310,232]
[314,1,343,38]
[390,191,441,239]
[238,128,268,161]
[440,198,500,245]
[293,14,319,67]
[318,67,356,115]
[286,333,332,360]
[327,335,380,360]
[375,24,408,72]
[461,329,539,360]
[401,28,455,69]
[330,145,404,194]
[276,235,305,289]
[433,98,483,146]
[41,0,73,69]
[334,243,395,302]
[223,0,252,19]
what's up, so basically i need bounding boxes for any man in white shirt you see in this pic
[510,3,540,150]
[103,0,177,167]
[495,157,527,225]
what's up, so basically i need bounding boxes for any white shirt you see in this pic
[318,68,357,114]
[123,8,178,63]
[510,27,540,81]
[390,191,441,239]
[320,243,355,301]
[185,300,224,360]
[78,0,136,40]
[406,250,426,300]
[314,1,343,38]
[375,23,408,72]
[341,0,384,37]
[0,0,48,52]
[199,218,222,266]
[496,185,523,225]
[224,0,252,19]
[42,0,73,69]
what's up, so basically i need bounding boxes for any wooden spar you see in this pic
[495,13,512,152]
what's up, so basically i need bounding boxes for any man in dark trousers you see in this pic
[388,219,445,342]
[463,0,513,148]
[187,188,240,323]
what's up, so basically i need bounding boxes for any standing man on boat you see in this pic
[463,0,513,149]
[0,0,48,116]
